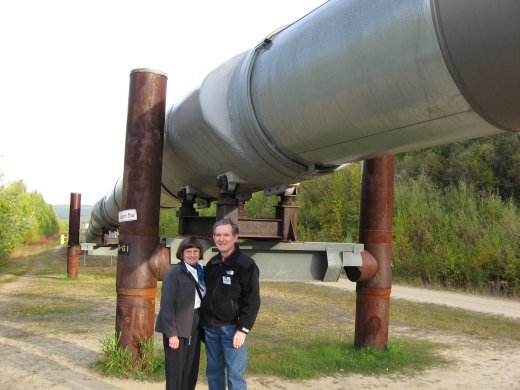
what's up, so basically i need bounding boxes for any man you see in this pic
[201,219,261,390]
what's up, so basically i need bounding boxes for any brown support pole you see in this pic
[275,186,299,242]
[355,155,394,350]
[115,69,167,356]
[216,175,239,222]
[216,193,239,222]
[67,192,81,278]
[177,189,199,236]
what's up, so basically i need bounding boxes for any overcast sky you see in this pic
[0,0,325,205]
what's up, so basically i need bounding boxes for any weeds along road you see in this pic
[314,279,520,319]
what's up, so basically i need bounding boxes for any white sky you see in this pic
[0,0,326,205]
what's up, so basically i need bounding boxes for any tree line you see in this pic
[238,133,520,297]
[392,133,520,296]
[0,176,60,261]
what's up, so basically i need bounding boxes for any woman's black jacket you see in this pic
[155,262,198,339]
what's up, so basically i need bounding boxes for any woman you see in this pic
[155,236,206,390]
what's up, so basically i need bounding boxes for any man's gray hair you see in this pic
[213,218,239,235]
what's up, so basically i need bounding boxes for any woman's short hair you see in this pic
[176,236,204,260]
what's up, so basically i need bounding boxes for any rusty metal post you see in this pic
[275,186,299,242]
[216,193,239,222]
[238,202,247,218]
[176,190,199,236]
[355,155,394,350]
[216,175,239,223]
[67,192,81,278]
[115,68,167,356]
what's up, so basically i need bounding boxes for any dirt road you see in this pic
[316,279,520,319]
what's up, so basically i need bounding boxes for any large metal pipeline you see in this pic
[87,0,520,242]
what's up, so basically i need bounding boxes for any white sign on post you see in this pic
[118,209,137,223]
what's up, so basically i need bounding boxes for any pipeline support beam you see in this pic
[355,156,394,350]
[275,186,299,242]
[67,192,81,278]
[115,69,167,356]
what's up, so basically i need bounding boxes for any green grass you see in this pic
[1,245,519,382]
[248,338,445,379]
[0,245,118,334]
[0,247,37,282]
[93,331,165,380]
[390,300,520,341]
[247,282,448,379]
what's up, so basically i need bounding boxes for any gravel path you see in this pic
[317,278,520,319]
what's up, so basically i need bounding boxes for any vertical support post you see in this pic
[67,192,81,278]
[176,190,198,236]
[216,193,239,222]
[216,175,239,222]
[275,186,299,241]
[238,202,247,218]
[355,155,394,350]
[115,68,167,356]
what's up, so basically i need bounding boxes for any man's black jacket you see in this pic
[201,245,260,333]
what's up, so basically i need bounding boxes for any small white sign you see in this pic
[118,209,137,223]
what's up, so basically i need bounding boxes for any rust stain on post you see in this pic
[355,155,394,350]
[67,192,81,278]
[115,69,167,356]
[149,243,171,281]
